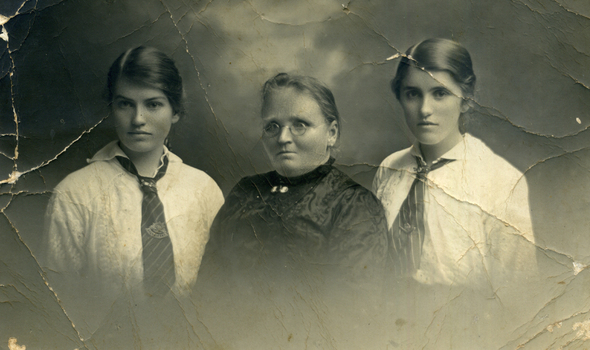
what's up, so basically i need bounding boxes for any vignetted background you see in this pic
[2,0,590,349]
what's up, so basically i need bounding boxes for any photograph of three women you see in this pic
[3,0,590,349]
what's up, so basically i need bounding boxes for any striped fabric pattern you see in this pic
[117,156,176,296]
[391,157,455,275]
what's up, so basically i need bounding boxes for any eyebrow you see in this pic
[113,95,167,101]
[263,116,313,124]
[401,85,451,92]
[290,116,309,122]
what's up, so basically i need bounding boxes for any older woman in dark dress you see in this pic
[195,73,388,348]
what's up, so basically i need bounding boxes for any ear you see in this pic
[171,114,180,124]
[327,120,338,147]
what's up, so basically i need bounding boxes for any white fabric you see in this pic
[373,134,536,288]
[43,141,224,336]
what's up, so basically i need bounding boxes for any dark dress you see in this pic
[194,158,389,348]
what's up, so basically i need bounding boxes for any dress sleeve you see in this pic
[324,186,389,338]
[329,186,389,285]
[205,178,248,251]
[42,182,101,335]
[486,173,538,288]
[195,178,248,287]
[201,176,225,237]
[43,184,88,274]
[503,173,535,244]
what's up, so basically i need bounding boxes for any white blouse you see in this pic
[43,141,224,337]
[373,134,536,288]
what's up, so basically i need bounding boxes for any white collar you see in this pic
[88,141,178,177]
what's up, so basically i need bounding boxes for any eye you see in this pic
[146,101,164,109]
[292,121,308,129]
[263,122,280,135]
[433,89,451,99]
[404,89,420,99]
[291,121,308,135]
[115,100,133,109]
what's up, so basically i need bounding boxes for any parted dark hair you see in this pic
[391,38,476,101]
[261,73,341,142]
[105,46,185,118]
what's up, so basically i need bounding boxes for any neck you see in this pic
[277,154,331,178]
[120,144,165,177]
[420,132,463,165]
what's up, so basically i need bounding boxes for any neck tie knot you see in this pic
[139,178,158,194]
[415,157,455,178]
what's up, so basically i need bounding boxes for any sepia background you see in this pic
[1,0,590,348]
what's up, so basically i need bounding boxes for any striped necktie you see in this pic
[116,156,176,296]
[390,156,455,275]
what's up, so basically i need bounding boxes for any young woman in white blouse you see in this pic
[373,38,536,290]
[43,46,224,343]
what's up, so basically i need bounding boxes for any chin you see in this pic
[122,142,159,155]
[415,135,445,146]
[274,162,295,174]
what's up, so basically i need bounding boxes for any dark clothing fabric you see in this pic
[195,159,389,348]
[209,158,387,279]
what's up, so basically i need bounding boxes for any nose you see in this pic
[277,125,293,144]
[131,106,147,126]
[420,95,433,118]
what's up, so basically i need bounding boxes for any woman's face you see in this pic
[112,79,179,159]
[261,87,337,178]
[399,67,468,153]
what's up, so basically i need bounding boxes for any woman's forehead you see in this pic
[402,67,462,95]
[262,87,323,120]
[265,86,317,105]
[114,79,167,100]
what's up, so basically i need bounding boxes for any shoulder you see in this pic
[231,172,273,195]
[462,135,533,234]
[373,146,415,193]
[464,135,524,181]
[55,140,130,194]
[324,166,360,190]
[48,161,123,216]
[171,162,218,184]
[378,146,415,170]
[54,160,119,194]
[462,135,529,211]
[167,154,222,193]
[209,173,271,237]
[215,172,271,210]
[322,168,388,259]
[324,167,384,214]
[339,185,385,216]
[168,166,224,217]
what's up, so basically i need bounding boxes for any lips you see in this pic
[128,131,151,135]
[417,122,437,126]
[277,150,295,156]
